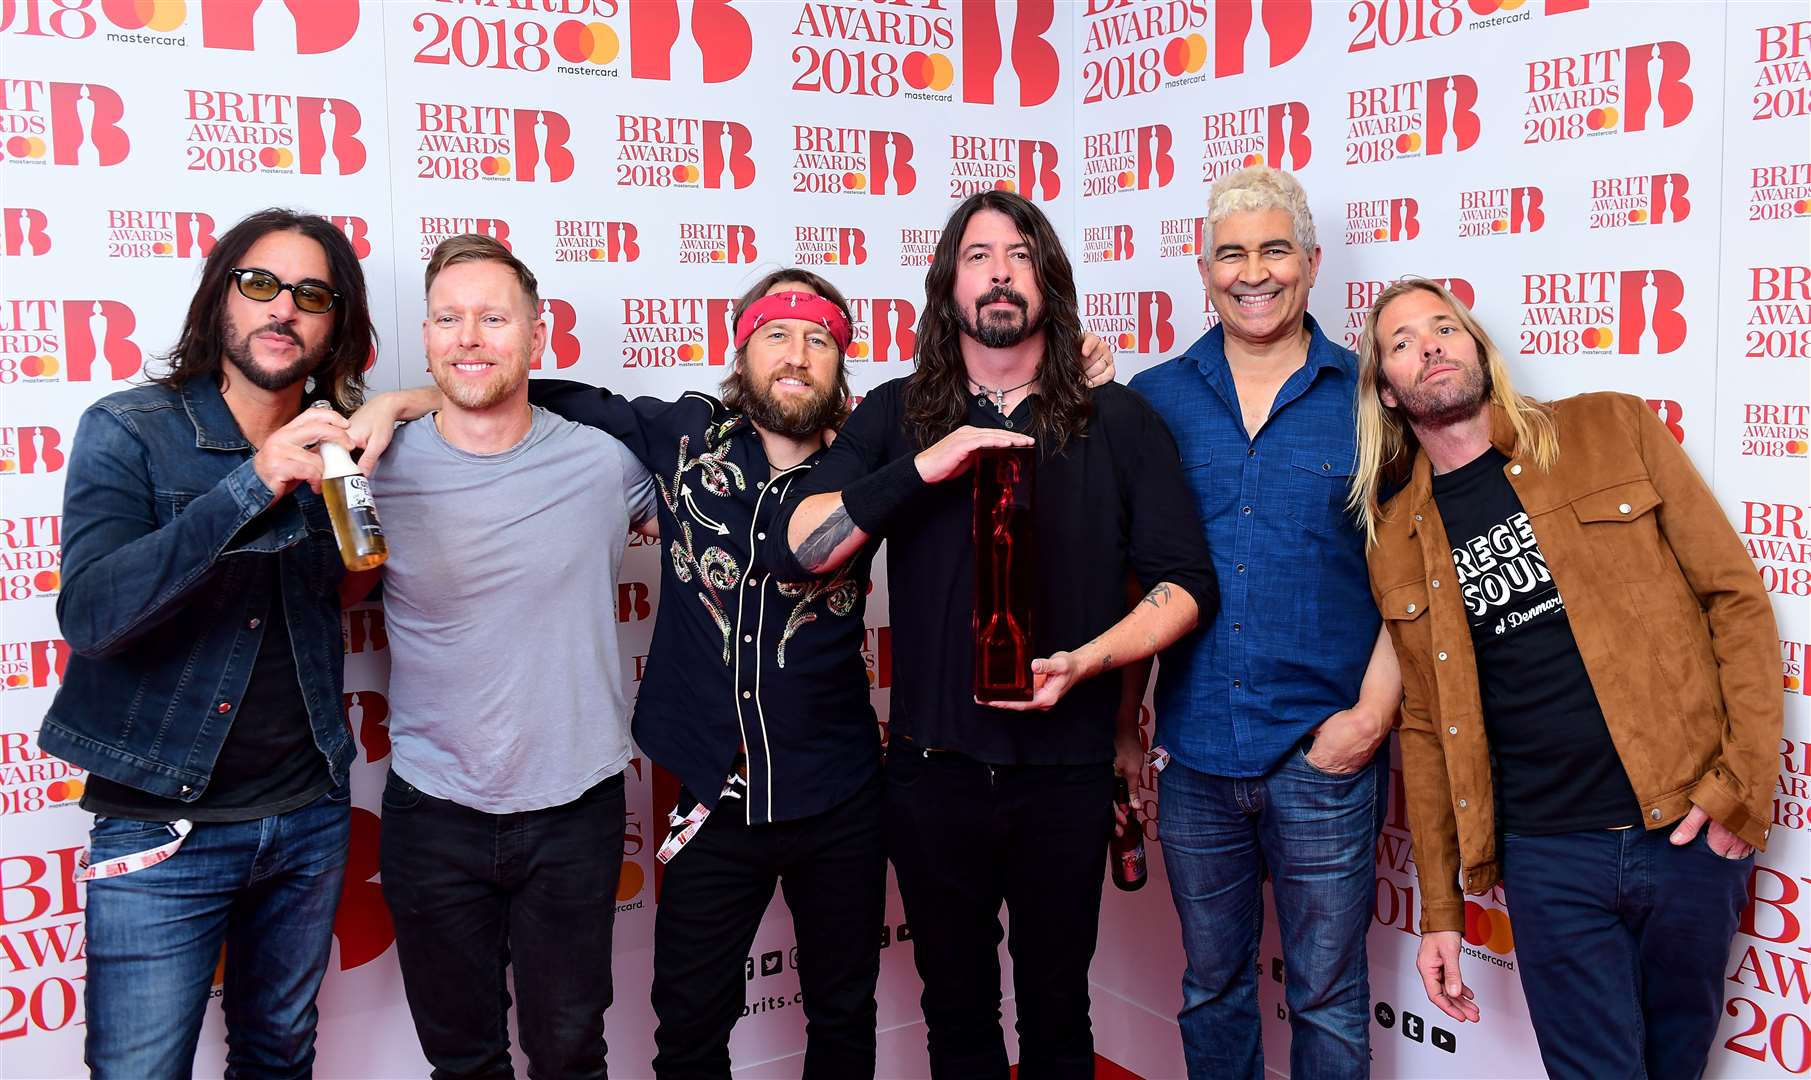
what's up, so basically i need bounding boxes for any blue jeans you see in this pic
[1158,744,1385,1080]
[83,789,351,1080]
[1501,826,1751,1080]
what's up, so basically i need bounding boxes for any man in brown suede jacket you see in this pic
[1350,279,1781,1080]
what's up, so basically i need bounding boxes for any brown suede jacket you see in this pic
[1367,392,1782,933]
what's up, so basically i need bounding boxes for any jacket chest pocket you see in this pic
[1569,479,1666,582]
[1286,450,1356,535]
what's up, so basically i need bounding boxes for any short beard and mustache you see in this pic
[220,312,328,392]
[434,349,530,411]
[958,285,1042,349]
[739,368,842,439]
[1385,355,1493,429]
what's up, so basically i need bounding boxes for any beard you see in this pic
[958,285,1042,349]
[221,313,328,392]
[739,368,841,439]
[434,350,527,411]
[1385,356,1492,429]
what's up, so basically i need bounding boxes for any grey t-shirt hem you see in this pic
[392,749,631,815]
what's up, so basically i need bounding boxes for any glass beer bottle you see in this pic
[1111,776,1148,892]
[310,401,387,571]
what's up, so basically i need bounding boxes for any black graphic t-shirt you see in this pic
[1431,448,1641,834]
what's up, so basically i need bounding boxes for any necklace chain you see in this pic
[969,376,1034,415]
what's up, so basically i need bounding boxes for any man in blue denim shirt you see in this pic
[1129,167,1401,1080]
[38,209,374,1078]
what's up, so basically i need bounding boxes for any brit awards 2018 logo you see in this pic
[416,104,570,182]
[1518,270,1686,355]
[0,642,68,693]
[0,513,60,601]
[629,0,753,83]
[677,223,758,265]
[1084,291,1174,354]
[962,0,1059,106]
[1753,19,1811,123]
[408,2,626,80]
[1201,101,1308,180]
[1346,0,1586,52]
[1745,265,1810,360]
[0,81,128,166]
[1345,199,1420,245]
[1783,639,1805,694]
[898,226,940,267]
[0,299,140,384]
[1082,225,1135,264]
[531,298,582,370]
[1160,215,1208,259]
[104,210,215,258]
[1741,501,1808,597]
[792,127,916,195]
[322,214,371,259]
[1343,277,1475,350]
[619,296,736,368]
[948,135,1059,200]
[1740,403,1807,459]
[4,207,50,255]
[419,216,512,261]
[1456,187,1544,237]
[1080,0,1310,104]
[788,0,955,102]
[1081,124,1172,197]
[846,298,916,362]
[0,427,65,476]
[793,227,866,267]
[1588,174,1689,229]
[1522,41,1692,143]
[1346,75,1478,165]
[1644,398,1684,443]
[186,90,364,175]
[1750,162,1811,221]
[616,115,752,189]
[553,219,640,263]
[0,0,358,52]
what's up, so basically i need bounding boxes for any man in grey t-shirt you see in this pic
[367,235,654,1080]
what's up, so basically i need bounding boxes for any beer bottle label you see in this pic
[343,475,376,511]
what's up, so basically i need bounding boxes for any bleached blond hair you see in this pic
[1206,165,1317,254]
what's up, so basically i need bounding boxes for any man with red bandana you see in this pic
[355,268,1116,1079]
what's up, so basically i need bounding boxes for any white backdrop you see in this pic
[1,1,1805,1077]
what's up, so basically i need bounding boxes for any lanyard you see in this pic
[76,819,192,881]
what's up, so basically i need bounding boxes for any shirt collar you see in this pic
[180,376,253,451]
[1184,313,1350,379]
[1403,402,1518,530]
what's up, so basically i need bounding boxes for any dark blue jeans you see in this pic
[82,788,351,1080]
[1501,826,1751,1080]
[379,768,625,1080]
[1158,745,1386,1080]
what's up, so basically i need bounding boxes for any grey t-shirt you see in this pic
[372,407,656,813]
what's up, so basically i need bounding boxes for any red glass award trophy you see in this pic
[973,445,1036,701]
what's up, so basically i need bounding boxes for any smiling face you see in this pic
[1374,287,1490,428]
[951,208,1044,349]
[422,259,544,412]
[737,281,844,439]
[1202,208,1319,348]
[219,228,335,392]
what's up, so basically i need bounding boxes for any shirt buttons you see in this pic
[247,617,261,629]
[181,785,192,795]
[1235,563,1246,573]
[1510,464,1523,476]
[217,702,232,714]
[1618,503,1632,514]
[1458,799,1468,809]
[1437,651,1448,661]
[1321,462,1331,471]
[757,481,767,490]
[1447,726,1458,735]
[1405,603,1417,614]
[1232,679,1241,688]
[757,532,766,540]
[1232,623,1242,632]
[1414,513,1424,522]
[1650,808,1662,820]
[1247,448,1256,457]
[742,690,752,699]
[1241,505,1252,515]
[1431,579,1441,588]
[743,634,754,643]
[747,580,758,589]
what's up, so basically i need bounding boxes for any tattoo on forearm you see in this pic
[796,505,856,570]
[1139,583,1173,609]
[1096,651,1114,677]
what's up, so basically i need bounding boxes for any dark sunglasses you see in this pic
[229,267,340,314]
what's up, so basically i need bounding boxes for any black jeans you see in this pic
[379,769,625,1080]
[651,776,885,1080]
[884,741,1115,1080]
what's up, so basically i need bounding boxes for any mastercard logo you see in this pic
[13,355,61,377]
[847,341,869,358]
[1793,199,1811,215]
[110,0,186,31]
[553,20,620,65]
[1787,674,1803,692]
[1462,900,1514,954]
[1163,33,1207,77]
[4,136,48,160]
[992,178,1017,193]
[1395,131,1424,153]
[480,155,512,177]
[617,859,644,901]
[1580,326,1614,348]
[670,163,702,184]
[258,146,296,169]
[1586,106,1620,131]
[1468,0,1527,11]
[1491,219,1508,232]
[1242,152,1263,166]
[1117,170,1135,189]
[39,777,84,801]
[1786,440,1809,455]
[1627,208,1649,224]
[901,51,954,92]
[677,343,705,362]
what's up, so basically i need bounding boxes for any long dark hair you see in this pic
[151,208,375,410]
[906,190,1088,451]
[720,266,854,429]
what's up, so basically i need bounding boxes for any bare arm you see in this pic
[348,387,444,474]
[1305,623,1402,774]
[991,581,1200,712]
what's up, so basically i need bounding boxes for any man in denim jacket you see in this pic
[38,208,376,1079]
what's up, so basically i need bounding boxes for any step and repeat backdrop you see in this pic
[1,1,1805,1077]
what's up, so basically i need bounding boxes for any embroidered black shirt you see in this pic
[530,380,880,824]
[768,379,1218,766]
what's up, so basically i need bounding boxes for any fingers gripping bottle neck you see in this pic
[310,400,388,571]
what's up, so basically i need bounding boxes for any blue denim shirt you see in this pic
[38,378,352,799]
[1129,315,1380,777]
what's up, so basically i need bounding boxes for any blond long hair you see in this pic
[1349,278,1559,544]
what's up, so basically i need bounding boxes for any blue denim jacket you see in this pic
[1129,316,1380,778]
[38,378,352,799]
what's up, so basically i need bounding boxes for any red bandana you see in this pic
[733,291,853,352]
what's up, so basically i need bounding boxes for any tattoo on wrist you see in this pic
[1096,651,1114,676]
[797,505,855,570]
[1139,583,1173,609]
